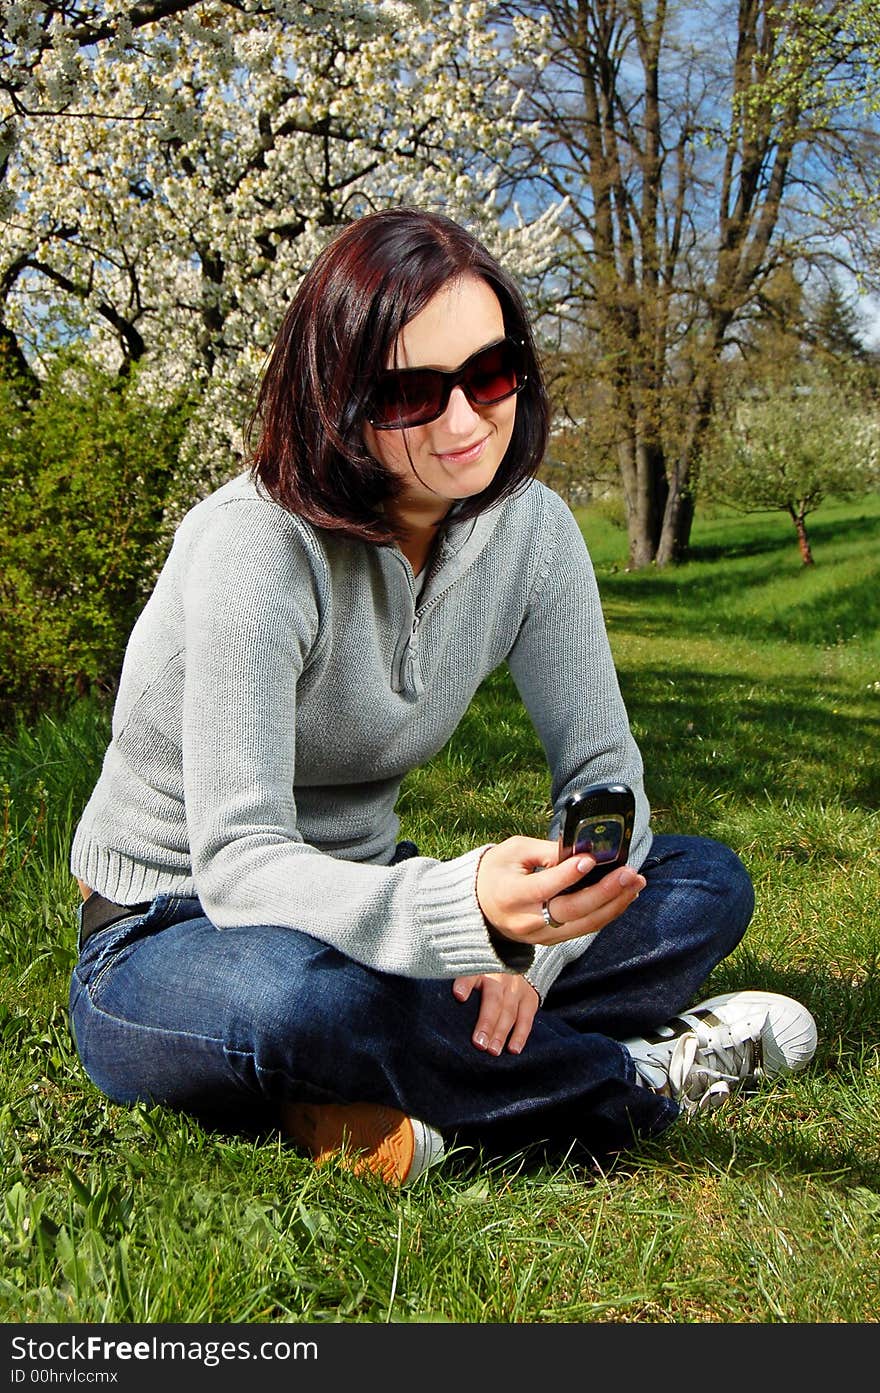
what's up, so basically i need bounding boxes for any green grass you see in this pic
[1,495,878,1324]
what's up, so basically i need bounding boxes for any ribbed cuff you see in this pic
[417,845,535,977]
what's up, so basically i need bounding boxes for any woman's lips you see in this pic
[433,435,490,465]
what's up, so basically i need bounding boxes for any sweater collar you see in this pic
[435,495,506,563]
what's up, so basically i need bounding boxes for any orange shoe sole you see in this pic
[281,1101,416,1185]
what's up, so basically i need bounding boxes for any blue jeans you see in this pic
[68,835,754,1160]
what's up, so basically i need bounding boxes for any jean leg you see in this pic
[69,894,679,1160]
[542,835,755,1038]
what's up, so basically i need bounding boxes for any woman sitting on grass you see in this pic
[68,208,817,1184]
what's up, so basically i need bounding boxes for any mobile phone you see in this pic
[557,783,635,893]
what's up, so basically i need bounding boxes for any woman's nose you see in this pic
[441,384,482,432]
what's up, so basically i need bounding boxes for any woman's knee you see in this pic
[697,836,755,931]
[644,833,755,954]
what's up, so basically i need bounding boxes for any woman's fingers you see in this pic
[452,974,479,1003]
[476,836,646,946]
[453,973,540,1055]
[525,849,602,903]
[542,867,645,942]
[476,838,584,931]
[505,992,540,1054]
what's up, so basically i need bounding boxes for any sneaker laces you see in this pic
[666,1019,764,1115]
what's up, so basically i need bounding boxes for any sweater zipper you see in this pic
[391,542,457,696]
[401,609,422,696]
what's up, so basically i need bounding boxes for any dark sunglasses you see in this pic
[366,336,527,430]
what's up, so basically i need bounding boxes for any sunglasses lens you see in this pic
[368,338,525,429]
[463,340,522,404]
[370,370,442,429]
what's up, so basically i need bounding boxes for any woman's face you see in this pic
[363,274,518,528]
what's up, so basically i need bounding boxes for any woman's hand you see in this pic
[476,835,645,946]
[452,972,540,1055]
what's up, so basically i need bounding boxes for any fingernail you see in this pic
[576,857,594,872]
[475,1032,488,1049]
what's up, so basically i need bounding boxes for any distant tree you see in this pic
[702,373,880,565]
[490,0,880,567]
[717,261,879,403]
[810,282,869,364]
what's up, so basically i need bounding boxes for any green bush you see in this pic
[0,356,192,725]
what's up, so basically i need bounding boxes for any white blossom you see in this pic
[1,0,562,503]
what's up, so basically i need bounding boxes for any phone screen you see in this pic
[572,814,627,864]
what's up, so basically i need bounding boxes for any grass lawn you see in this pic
[1,493,878,1324]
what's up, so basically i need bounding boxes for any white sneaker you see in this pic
[623,990,818,1115]
[280,1100,445,1185]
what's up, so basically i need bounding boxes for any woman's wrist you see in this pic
[474,845,533,970]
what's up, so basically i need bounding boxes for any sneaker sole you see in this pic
[281,1101,420,1185]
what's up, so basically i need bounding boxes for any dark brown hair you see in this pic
[247,207,549,542]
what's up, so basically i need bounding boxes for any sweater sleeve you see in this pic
[177,499,531,981]
[504,488,653,1000]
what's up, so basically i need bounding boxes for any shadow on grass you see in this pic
[686,508,880,566]
[598,563,880,649]
[621,665,880,802]
[619,1121,880,1194]
[620,665,880,810]
[442,665,880,819]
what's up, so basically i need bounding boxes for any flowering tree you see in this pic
[702,373,880,565]
[1,1,561,493]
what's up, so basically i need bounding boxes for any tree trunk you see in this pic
[656,477,693,567]
[790,505,814,565]
[655,366,718,565]
[618,419,667,568]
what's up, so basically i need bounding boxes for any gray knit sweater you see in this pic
[71,470,652,1001]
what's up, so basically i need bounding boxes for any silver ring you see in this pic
[541,902,562,930]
